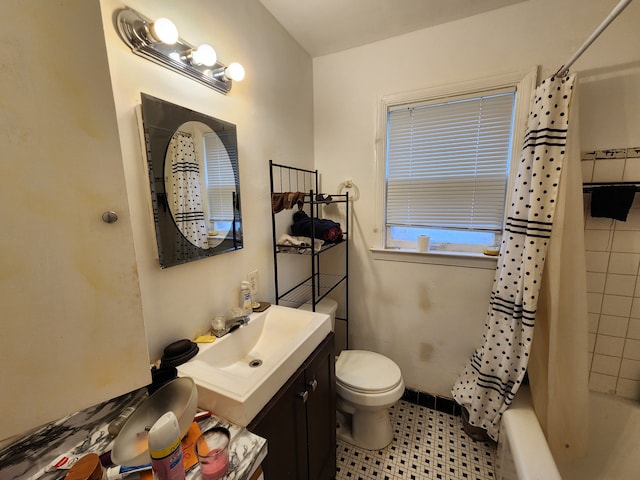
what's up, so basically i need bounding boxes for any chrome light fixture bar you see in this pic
[116,7,244,94]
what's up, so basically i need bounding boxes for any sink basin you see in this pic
[177,304,331,426]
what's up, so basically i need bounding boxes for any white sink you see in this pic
[177,304,331,426]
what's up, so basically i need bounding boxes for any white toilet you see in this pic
[300,299,404,450]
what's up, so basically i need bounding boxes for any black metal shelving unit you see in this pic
[269,160,349,348]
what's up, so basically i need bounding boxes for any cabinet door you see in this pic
[250,369,309,480]
[0,0,150,439]
[305,335,336,480]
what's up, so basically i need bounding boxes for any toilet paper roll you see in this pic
[417,235,430,252]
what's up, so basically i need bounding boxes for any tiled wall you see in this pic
[582,147,640,401]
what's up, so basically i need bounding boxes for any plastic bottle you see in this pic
[108,406,136,437]
[240,281,253,315]
[148,411,185,480]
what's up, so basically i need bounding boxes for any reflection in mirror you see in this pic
[141,94,243,268]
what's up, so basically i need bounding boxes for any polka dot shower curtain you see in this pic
[168,131,208,249]
[452,73,588,448]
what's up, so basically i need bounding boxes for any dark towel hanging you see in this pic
[590,186,636,221]
[271,192,305,213]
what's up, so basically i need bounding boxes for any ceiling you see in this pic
[258,0,527,57]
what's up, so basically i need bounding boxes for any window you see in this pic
[377,71,535,258]
[203,132,237,235]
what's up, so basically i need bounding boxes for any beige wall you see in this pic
[313,0,640,397]
[100,0,314,361]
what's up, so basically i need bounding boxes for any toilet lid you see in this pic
[336,350,402,394]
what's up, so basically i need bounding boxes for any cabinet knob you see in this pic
[102,211,119,224]
[298,390,309,403]
[308,378,318,391]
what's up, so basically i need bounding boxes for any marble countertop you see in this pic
[0,387,267,480]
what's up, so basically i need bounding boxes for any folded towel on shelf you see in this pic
[591,186,636,221]
[290,210,343,243]
[277,234,324,254]
[271,192,305,213]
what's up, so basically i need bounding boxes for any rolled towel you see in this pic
[591,186,636,221]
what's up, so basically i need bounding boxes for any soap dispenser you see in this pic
[240,281,253,315]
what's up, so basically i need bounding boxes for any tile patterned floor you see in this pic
[336,400,496,480]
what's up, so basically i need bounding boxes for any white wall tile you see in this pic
[622,157,640,182]
[587,292,603,314]
[586,272,606,293]
[630,298,640,319]
[583,148,640,401]
[628,319,640,339]
[584,214,613,230]
[615,378,640,401]
[601,294,632,317]
[623,338,640,361]
[585,251,610,273]
[594,334,625,356]
[584,230,611,251]
[608,252,640,275]
[581,160,594,182]
[611,231,640,253]
[627,148,640,158]
[598,315,629,337]
[613,208,640,231]
[589,372,617,394]
[592,158,625,182]
[604,274,637,296]
[619,358,640,380]
[591,354,621,376]
[595,149,627,160]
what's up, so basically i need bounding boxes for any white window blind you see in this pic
[386,89,516,233]
[203,132,236,221]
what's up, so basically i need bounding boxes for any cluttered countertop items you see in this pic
[0,378,267,480]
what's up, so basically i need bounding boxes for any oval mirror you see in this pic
[140,94,243,268]
[164,121,235,249]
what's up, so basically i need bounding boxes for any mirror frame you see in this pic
[140,93,243,268]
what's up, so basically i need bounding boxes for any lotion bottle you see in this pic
[240,281,253,315]
[148,411,185,480]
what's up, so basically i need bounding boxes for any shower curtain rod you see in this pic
[556,0,633,77]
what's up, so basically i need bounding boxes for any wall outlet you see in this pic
[247,270,259,296]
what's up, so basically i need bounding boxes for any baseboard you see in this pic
[401,388,462,417]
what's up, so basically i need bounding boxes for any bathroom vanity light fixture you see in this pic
[116,7,244,94]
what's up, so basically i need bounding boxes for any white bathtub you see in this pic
[497,385,640,480]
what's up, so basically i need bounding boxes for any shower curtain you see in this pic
[452,73,587,445]
[168,131,208,249]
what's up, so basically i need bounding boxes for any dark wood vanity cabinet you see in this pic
[248,333,336,480]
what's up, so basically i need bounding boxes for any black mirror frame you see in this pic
[140,93,243,268]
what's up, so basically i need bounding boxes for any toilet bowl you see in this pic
[299,299,404,450]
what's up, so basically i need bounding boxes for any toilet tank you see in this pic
[298,298,338,331]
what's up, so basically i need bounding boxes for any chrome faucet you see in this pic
[212,315,249,338]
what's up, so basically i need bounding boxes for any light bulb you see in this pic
[191,44,217,67]
[225,62,245,81]
[150,17,178,44]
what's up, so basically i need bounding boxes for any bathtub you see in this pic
[497,385,640,480]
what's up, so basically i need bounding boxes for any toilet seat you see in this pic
[336,350,403,394]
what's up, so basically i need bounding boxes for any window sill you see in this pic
[370,247,498,269]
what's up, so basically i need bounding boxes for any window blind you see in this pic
[386,90,516,232]
[203,132,237,221]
